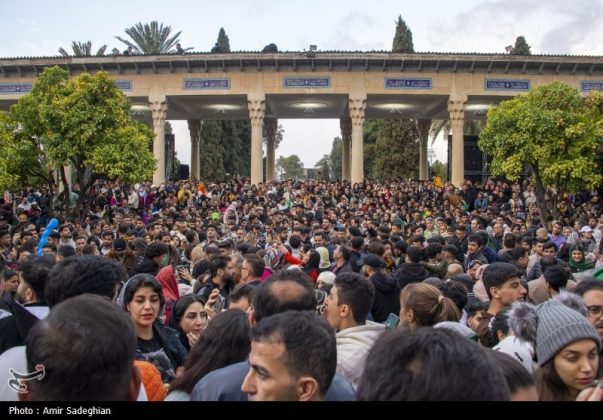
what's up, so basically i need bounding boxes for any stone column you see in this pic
[188,119,201,180]
[417,119,431,180]
[248,94,266,186]
[340,118,352,181]
[448,95,467,187]
[264,118,277,183]
[349,94,366,185]
[149,95,168,185]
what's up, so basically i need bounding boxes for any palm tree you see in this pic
[58,41,107,57]
[116,21,190,54]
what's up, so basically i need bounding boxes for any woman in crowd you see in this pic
[510,295,600,401]
[122,274,187,384]
[399,282,460,327]
[166,309,251,401]
[167,294,208,352]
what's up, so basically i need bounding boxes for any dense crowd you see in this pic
[0,175,601,401]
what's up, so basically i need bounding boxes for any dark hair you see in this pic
[449,273,473,293]
[542,241,557,252]
[288,235,301,249]
[357,327,510,401]
[467,232,484,247]
[250,311,336,398]
[169,294,204,331]
[482,262,520,300]
[337,245,351,262]
[25,294,137,400]
[573,278,603,296]
[17,255,55,302]
[366,242,385,257]
[243,254,265,278]
[57,245,76,259]
[144,242,169,259]
[253,269,316,322]
[230,284,255,304]
[487,350,535,397]
[490,308,510,345]
[122,273,165,311]
[169,309,250,394]
[543,265,569,292]
[209,255,230,277]
[350,236,364,250]
[45,255,126,308]
[333,272,375,324]
[440,281,468,313]
[405,246,422,263]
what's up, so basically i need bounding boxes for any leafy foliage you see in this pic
[59,41,107,57]
[479,82,602,220]
[511,36,531,55]
[313,137,343,181]
[199,121,226,180]
[0,66,155,214]
[372,120,419,179]
[431,160,448,181]
[277,155,304,179]
[116,21,184,54]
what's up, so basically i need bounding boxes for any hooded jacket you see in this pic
[336,322,385,390]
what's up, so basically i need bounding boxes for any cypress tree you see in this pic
[217,28,231,52]
[392,15,414,53]
[510,36,531,55]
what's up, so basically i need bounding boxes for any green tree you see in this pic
[217,28,231,52]
[372,120,419,179]
[510,36,531,55]
[262,123,285,149]
[116,21,186,54]
[315,155,331,182]
[329,137,343,181]
[0,66,155,216]
[431,160,448,181]
[392,15,414,53]
[479,82,602,221]
[277,155,304,179]
[59,41,107,57]
[429,120,485,145]
[364,15,417,181]
[199,121,226,180]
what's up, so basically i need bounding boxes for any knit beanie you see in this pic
[536,299,600,364]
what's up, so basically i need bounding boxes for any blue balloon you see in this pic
[37,218,59,256]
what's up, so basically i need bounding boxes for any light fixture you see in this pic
[373,103,412,114]
[205,104,242,113]
[289,102,328,113]
[130,104,151,115]
[465,104,492,111]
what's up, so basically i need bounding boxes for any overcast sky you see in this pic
[2,0,601,168]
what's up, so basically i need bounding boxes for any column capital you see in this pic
[349,96,366,127]
[248,94,266,128]
[149,96,167,129]
[447,96,467,121]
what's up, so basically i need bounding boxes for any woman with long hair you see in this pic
[399,282,460,327]
[122,274,187,384]
[166,309,251,400]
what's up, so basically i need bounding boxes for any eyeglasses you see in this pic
[586,305,603,317]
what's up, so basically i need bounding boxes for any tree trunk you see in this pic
[59,166,71,214]
[532,172,548,223]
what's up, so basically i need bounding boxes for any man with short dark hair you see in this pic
[242,311,336,401]
[191,269,355,401]
[476,262,526,347]
[323,273,384,390]
[362,254,399,323]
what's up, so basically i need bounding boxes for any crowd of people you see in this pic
[0,175,602,401]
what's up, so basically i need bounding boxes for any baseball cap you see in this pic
[580,226,593,233]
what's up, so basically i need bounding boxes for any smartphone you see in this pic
[385,313,400,330]
[213,294,226,313]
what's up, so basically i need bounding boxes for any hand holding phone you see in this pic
[384,313,400,330]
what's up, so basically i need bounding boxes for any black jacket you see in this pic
[370,271,400,323]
